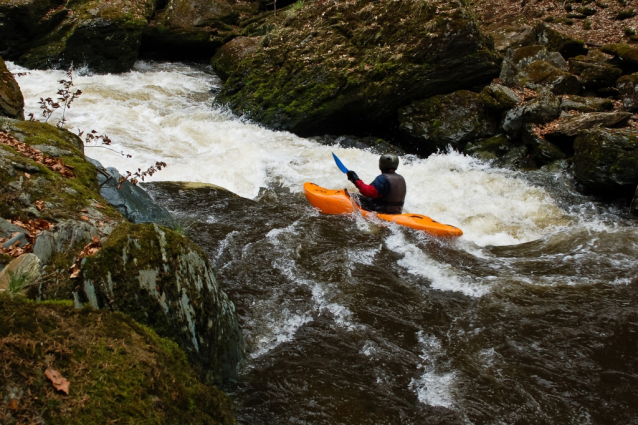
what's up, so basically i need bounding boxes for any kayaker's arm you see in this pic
[347,170,385,198]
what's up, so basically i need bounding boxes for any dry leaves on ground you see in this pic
[0,219,53,257]
[69,236,101,279]
[44,368,70,395]
[0,131,75,178]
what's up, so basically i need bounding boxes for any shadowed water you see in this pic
[11,61,638,424]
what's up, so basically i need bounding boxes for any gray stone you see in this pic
[31,145,73,157]
[87,157,173,225]
[1,232,29,250]
[0,217,23,239]
[33,220,100,265]
[560,95,614,112]
[617,73,638,112]
[502,91,561,138]
[544,112,632,138]
[0,254,40,293]
[522,124,566,164]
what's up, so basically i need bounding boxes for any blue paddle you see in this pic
[332,152,349,174]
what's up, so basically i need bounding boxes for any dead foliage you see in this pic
[0,131,75,178]
[0,218,53,258]
[119,161,167,188]
[69,235,101,279]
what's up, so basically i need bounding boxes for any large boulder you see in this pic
[216,0,500,136]
[140,0,258,61]
[211,36,260,80]
[560,95,614,113]
[502,91,561,139]
[544,112,632,139]
[0,56,24,120]
[13,0,157,73]
[0,296,235,424]
[573,128,638,196]
[500,45,580,95]
[0,0,66,59]
[568,50,623,90]
[78,222,243,384]
[398,90,499,153]
[617,73,638,112]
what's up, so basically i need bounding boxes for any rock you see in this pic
[0,297,235,424]
[500,45,580,94]
[534,23,588,59]
[489,26,537,54]
[0,253,40,293]
[14,0,157,73]
[33,220,102,265]
[569,51,623,89]
[600,44,638,66]
[481,84,522,113]
[573,128,638,196]
[544,112,632,139]
[0,56,25,120]
[310,134,405,155]
[1,232,29,250]
[87,158,173,225]
[464,134,512,159]
[560,95,614,112]
[522,124,567,164]
[502,91,561,139]
[0,217,23,239]
[78,222,243,384]
[211,36,261,80]
[0,0,66,59]
[631,185,638,215]
[617,73,638,111]
[398,90,499,153]
[495,144,537,169]
[141,0,256,61]
[216,0,500,136]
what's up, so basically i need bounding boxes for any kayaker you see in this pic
[345,154,406,214]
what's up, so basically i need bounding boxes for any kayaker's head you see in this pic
[379,154,399,173]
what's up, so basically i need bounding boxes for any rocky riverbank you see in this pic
[0,58,241,423]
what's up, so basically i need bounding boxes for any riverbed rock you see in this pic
[78,222,243,384]
[568,51,623,90]
[0,57,24,120]
[13,0,157,73]
[211,36,260,80]
[0,253,40,293]
[87,158,173,225]
[560,95,614,112]
[464,134,512,160]
[0,296,235,424]
[631,185,638,215]
[573,128,638,196]
[544,111,632,139]
[533,23,587,59]
[522,123,567,165]
[600,43,638,67]
[481,83,522,113]
[617,73,638,111]
[502,91,561,139]
[398,90,499,153]
[216,0,500,136]
[500,45,580,95]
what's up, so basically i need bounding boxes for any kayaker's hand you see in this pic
[346,170,359,184]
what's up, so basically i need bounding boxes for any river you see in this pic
[10,61,638,424]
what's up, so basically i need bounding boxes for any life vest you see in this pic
[372,172,406,214]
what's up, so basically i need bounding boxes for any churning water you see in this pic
[11,61,638,424]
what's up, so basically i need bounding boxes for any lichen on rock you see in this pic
[78,222,243,384]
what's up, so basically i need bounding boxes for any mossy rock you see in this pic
[573,128,638,196]
[617,72,638,111]
[601,43,638,65]
[560,94,614,112]
[464,134,512,159]
[0,117,120,222]
[0,0,66,60]
[398,90,499,153]
[569,53,622,89]
[79,222,243,384]
[0,296,235,425]
[0,56,25,120]
[534,23,587,59]
[216,0,500,136]
[211,36,261,80]
[14,0,157,73]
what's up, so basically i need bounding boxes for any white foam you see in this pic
[410,332,455,408]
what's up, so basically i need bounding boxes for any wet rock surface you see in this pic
[0,56,24,120]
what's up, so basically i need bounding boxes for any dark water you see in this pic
[145,180,638,425]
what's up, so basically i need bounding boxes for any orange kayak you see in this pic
[303,182,463,238]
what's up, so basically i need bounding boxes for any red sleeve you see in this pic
[354,180,380,198]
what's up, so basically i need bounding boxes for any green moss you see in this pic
[0,295,235,425]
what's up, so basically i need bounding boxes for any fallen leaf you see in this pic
[24,172,31,179]
[69,263,81,279]
[95,203,105,209]
[7,399,18,410]
[45,368,70,394]
[80,215,89,221]
[35,200,45,211]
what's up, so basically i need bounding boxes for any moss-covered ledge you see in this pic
[78,221,243,384]
[0,296,235,424]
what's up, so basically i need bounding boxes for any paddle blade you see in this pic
[332,152,349,174]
